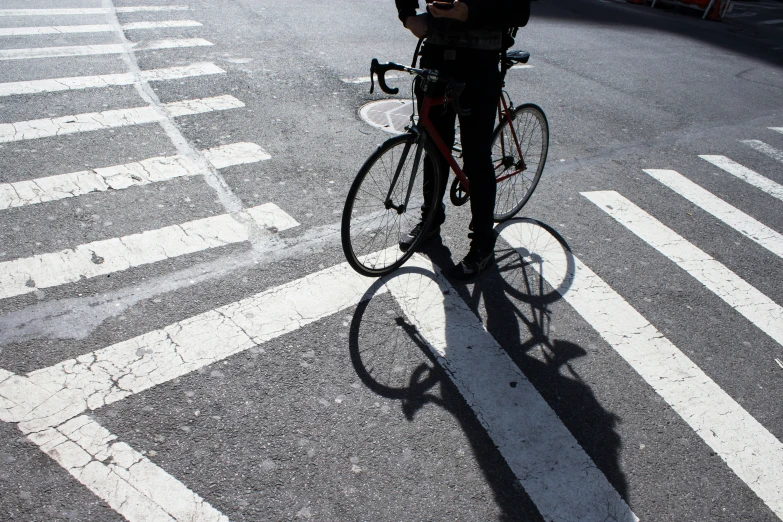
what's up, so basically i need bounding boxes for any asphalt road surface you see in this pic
[0,0,782,520]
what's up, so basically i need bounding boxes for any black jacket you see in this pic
[396,0,504,50]
[395,0,501,28]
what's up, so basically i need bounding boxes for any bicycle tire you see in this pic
[491,103,549,222]
[342,133,441,277]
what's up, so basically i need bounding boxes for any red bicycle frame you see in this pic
[417,90,527,196]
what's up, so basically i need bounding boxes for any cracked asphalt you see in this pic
[1,0,782,520]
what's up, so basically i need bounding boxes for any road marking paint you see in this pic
[0,62,225,97]
[0,202,298,302]
[0,20,201,37]
[700,155,783,203]
[770,127,783,134]
[0,142,269,210]
[0,258,384,432]
[0,6,189,16]
[341,74,404,84]
[758,18,783,24]
[29,415,227,522]
[0,38,213,61]
[583,191,783,347]
[742,139,783,163]
[644,169,783,259]
[386,255,638,522]
[498,220,783,520]
[102,0,246,217]
[0,94,244,143]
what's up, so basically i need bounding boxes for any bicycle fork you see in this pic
[384,133,424,214]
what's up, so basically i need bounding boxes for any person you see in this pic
[396,0,503,280]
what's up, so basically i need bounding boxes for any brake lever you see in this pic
[370,58,377,94]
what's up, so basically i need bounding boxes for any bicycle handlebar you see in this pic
[370,59,418,95]
[369,58,471,116]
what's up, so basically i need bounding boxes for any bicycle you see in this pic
[341,46,549,277]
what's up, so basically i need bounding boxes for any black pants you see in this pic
[417,43,501,252]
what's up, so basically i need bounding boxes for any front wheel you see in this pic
[491,103,549,222]
[341,133,441,277]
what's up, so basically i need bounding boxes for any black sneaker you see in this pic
[448,246,494,280]
[399,221,440,252]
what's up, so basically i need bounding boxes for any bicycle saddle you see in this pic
[506,50,530,64]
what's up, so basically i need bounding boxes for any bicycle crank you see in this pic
[450,177,469,206]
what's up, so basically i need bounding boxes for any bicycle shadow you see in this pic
[347,218,630,521]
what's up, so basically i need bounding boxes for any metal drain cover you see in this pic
[359,100,413,134]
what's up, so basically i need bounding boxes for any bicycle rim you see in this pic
[492,104,549,222]
[341,134,440,277]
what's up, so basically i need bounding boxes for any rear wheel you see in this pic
[491,103,549,221]
[342,133,441,277]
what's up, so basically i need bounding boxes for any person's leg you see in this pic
[449,48,501,278]
[459,50,500,252]
[401,45,456,251]
[418,45,454,226]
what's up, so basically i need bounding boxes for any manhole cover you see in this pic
[359,100,413,134]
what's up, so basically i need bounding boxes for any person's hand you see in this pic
[429,0,469,22]
[404,14,428,38]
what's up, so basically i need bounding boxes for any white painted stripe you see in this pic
[0,257,384,432]
[202,141,271,169]
[386,255,637,522]
[0,202,298,301]
[770,127,783,134]
[583,191,783,347]
[29,416,227,522]
[0,20,201,37]
[759,18,783,24]
[700,155,783,203]
[0,94,243,143]
[643,169,783,259]
[498,219,783,520]
[341,73,404,84]
[0,62,225,97]
[0,38,212,61]
[0,142,270,210]
[0,6,189,16]
[742,139,783,163]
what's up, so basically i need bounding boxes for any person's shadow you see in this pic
[348,218,630,521]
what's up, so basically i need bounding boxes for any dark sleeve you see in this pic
[396,0,419,24]
[460,0,501,28]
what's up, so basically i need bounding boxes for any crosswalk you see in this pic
[0,2,782,522]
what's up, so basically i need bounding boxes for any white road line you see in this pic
[742,139,783,163]
[0,62,225,97]
[0,94,244,143]
[341,74,404,84]
[0,142,270,210]
[0,259,383,432]
[759,18,783,24]
[700,155,783,203]
[498,219,783,520]
[29,415,227,522]
[644,169,783,259]
[583,191,783,348]
[0,6,189,16]
[386,255,638,522]
[0,38,212,61]
[0,20,201,37]
[0,202,298,301]
[0,259,386,519]
[771,127,783,134]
